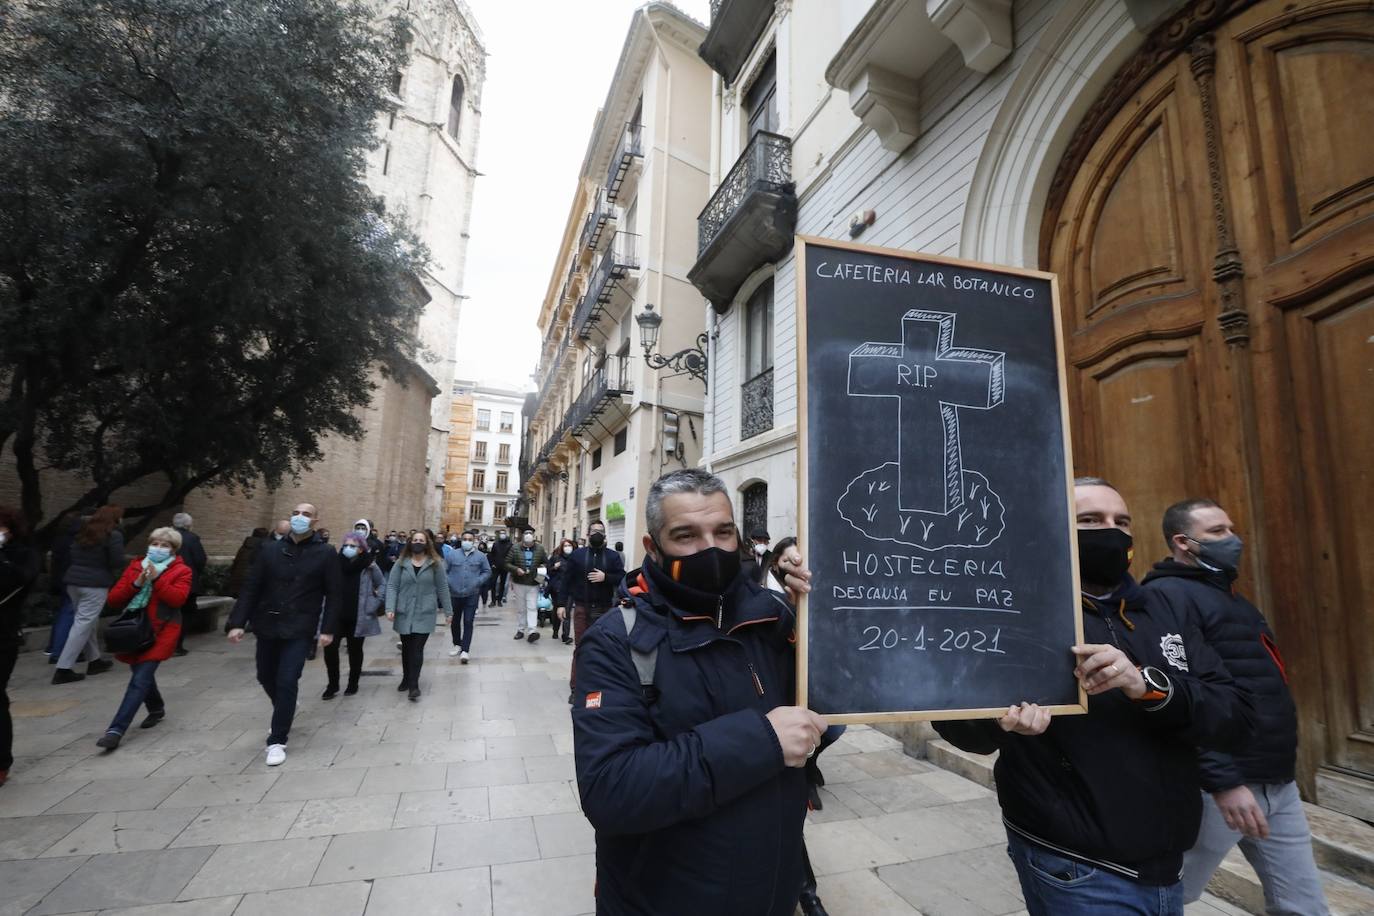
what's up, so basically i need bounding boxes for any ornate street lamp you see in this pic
[635,303,708,384]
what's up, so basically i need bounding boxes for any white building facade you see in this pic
[459,382,525,539]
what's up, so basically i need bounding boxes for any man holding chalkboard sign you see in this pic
[572,469,828,916]
[934,479,1255,916]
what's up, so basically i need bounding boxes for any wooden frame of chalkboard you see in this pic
[795,234,1087,724]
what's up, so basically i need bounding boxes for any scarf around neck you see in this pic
[129,555,174,611]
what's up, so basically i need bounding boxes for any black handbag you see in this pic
[104,606,155,654]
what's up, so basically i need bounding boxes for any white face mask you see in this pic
[341,545,360,559]
[753,543,768,556]
[563,545,573,555]
[523,534,534,545]
[0,531,8,547]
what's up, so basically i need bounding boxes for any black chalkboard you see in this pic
[796,236,1086,723]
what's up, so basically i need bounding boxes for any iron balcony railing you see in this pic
[606,122,644,202]
[566,363,632,436]
[698,131,792,255]
[573,231,640,340]
[741,367,774,440]
[578,188,617,255]
[536,322,574,405]
[536,420,568,468]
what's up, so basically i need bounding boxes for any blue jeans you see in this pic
[254,637,312,745]
[1007,830,1183,916]
[47,594,75,657]
[107,661,164,736]
[451,594,480,652]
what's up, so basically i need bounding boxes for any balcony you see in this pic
[741,367,774,440]
[688,131,796,311]
[578,188,617,255]
[573,232,641,340]
[699,0,775,85]
[471,451,489,465]
[567,363,632,437]
[605,123,643,203]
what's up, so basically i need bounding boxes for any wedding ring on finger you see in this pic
[1107,663,1117,676]
[807,744,816,759]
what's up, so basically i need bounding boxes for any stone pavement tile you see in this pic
[40,808,201,857]
[433,818,539,870]
[806,818,911,875]
[823,783,898,819]
[357,763,448,796]
[814,867,923,916]
[178,836,330,900]
[848,773,953,814]
[243,743,341,770]
[835,726,903,753]
[366,866,492,916]
[934,797,1012,847]
[521,754,575,783]
[148,749,260,779]
[861,805,997,862]
[412,738,487,765]
[235,880,372,916]
[313,825,436,884]
[333,742,418,769]
[489,780,580,820]
[484,735,555,759]
[913,768,996,803]
[48,777,188,814]
[419,703,482,724]
[320,724,388,746]
[170,801,306,848]
[381,721,453,743]
[261,766,364,802]
[158,773,279,808]
[532,812,595,859]
[490,853,596,916]
[878,844,1026,916]
[806,787,863,825]
[287,794,401,838]
[447,759,527,789]
[30,846,215,915]
[850,750,937,779]
[10,732,94,757]
[0,813,89,860]
[0,855,87,916]
[100,896,243,915]
[551,733,574,756]
[50,749,177,782]
[814,753,876,786]
[393,787,489,828]
[1,754,81,783]
[144,728,248,753]
[450,719,518,739]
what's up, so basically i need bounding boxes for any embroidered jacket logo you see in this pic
[1160,634,1189,672]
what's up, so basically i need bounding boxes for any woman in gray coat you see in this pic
[54,505,124,684]
[386,530,451,701]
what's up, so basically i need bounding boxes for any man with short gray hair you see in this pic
[171,512,206,656]
[573,468,827,914]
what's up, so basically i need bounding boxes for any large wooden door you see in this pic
[1044,0,1374,796]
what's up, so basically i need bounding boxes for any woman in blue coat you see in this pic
[386,531,451,701]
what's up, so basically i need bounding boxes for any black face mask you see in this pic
[652,540,742,596]
[409,542,427,554]
[589,532,606,548]
[1077,527,1133,588]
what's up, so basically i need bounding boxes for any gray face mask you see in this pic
[1188,534,1243,577]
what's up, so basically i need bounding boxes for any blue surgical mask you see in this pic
[147,546,172,564]
[290,515,311,535]
[462,540,475,552]
[341,545,360,559]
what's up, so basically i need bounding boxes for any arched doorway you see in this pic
[1042,0,1374,804]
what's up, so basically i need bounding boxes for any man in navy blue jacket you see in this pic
[573,469,825,916]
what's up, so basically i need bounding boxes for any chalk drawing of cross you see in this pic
[848,309,1005,514]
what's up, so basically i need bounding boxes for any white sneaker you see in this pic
[265,744,287,766]
[449,646,461,657]
[460,651,470,665]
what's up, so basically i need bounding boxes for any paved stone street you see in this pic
[1,604,1246,915]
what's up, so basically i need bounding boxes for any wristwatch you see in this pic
[1135,665,1173,709]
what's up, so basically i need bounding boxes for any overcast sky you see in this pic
[453,0,711,392]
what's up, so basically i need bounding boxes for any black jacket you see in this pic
[488,537,513,569]
[573,565,806,916]
[0,540,39,642]
[228,531,341,640]
[559,545,626,609]
[1143,559,1297,790]
[934,576,1255,885]
[175,527,207,594]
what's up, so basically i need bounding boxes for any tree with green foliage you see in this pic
[0,0,431,541]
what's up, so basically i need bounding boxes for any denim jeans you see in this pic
[450,594,479,652]
[1007,829,1183,916]
[254,636,312,745]
[46,594,75,657]
[107,660,164,736]
[1183,783,1329,915]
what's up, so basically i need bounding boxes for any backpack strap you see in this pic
[620,605,659,698]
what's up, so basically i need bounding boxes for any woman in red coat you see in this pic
[95,526,191,750]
